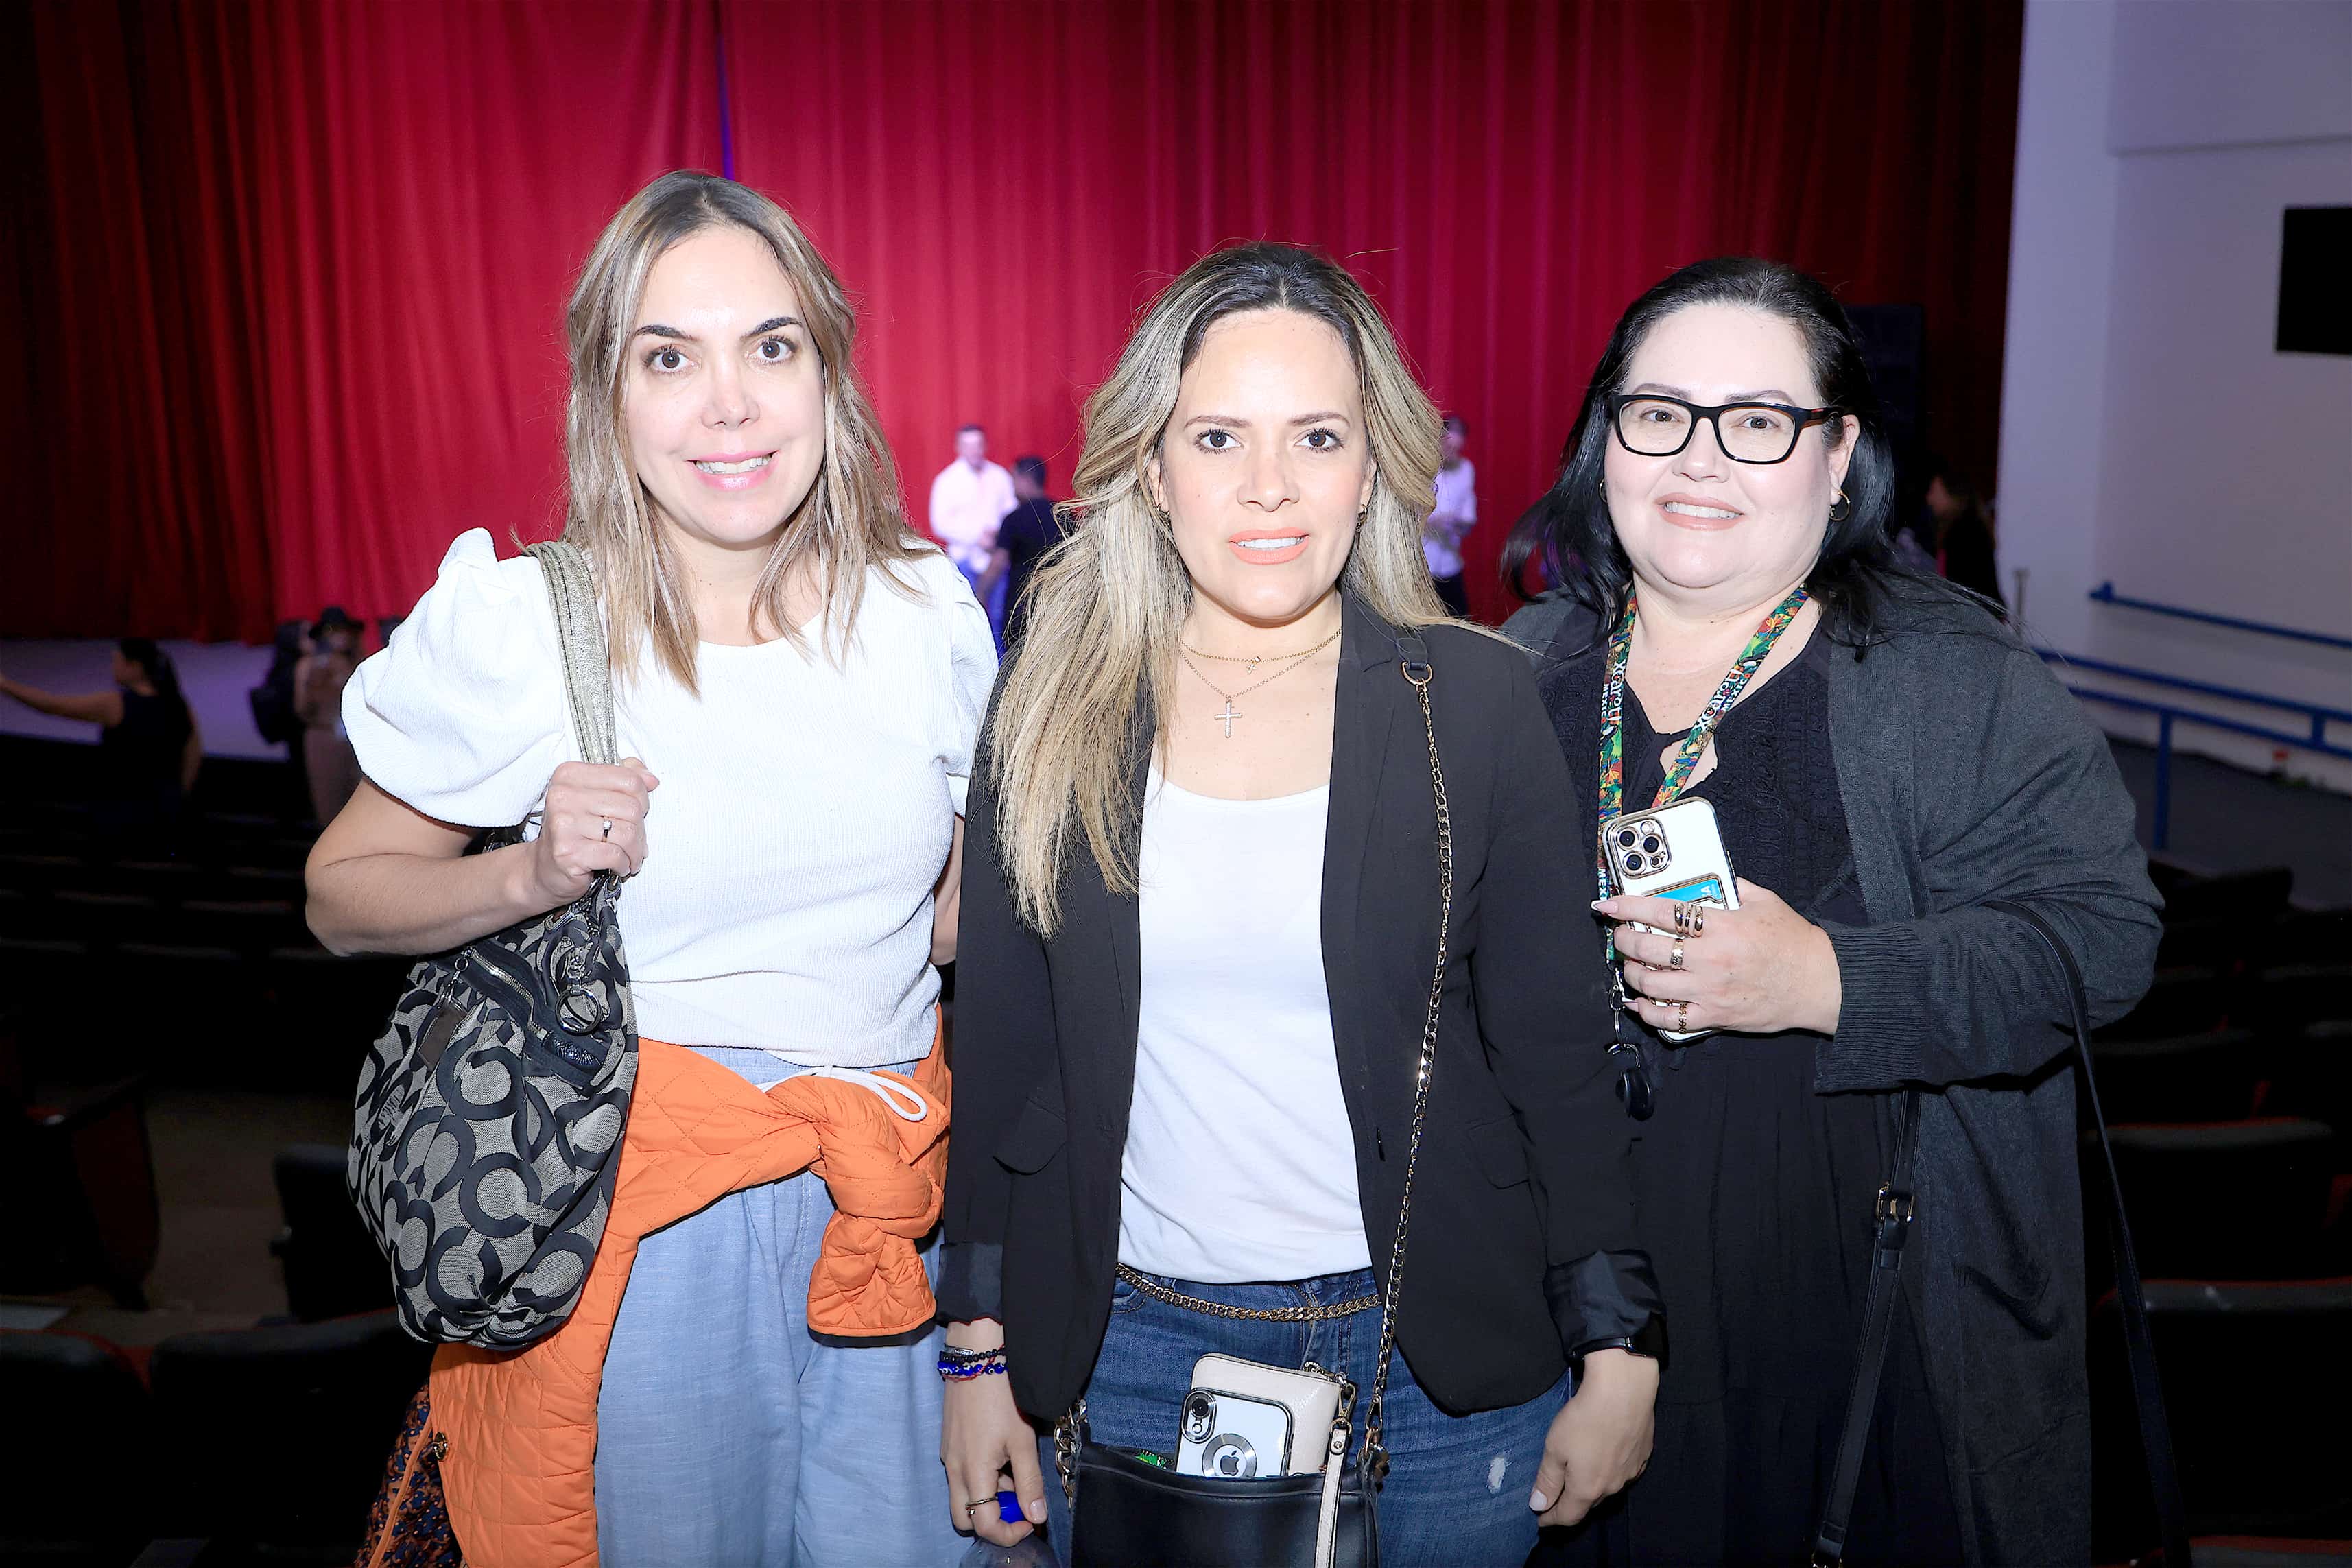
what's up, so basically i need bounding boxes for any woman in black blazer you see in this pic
[936,243,1661,1568]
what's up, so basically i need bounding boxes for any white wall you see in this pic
[1999,0,2352,788]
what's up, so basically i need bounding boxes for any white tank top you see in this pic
[1117,771,1373,1283]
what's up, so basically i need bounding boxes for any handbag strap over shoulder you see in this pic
[1359,629,1452,1480]
[523,540,618,768]
[1814,901,2192,1567]
[1985,899,2192,1568]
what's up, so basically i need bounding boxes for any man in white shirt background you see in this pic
[928,424,1017,634]
[1424,413,1477,619]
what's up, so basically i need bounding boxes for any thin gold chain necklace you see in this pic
[1180,628,1337,673]
[1176,628,1338,737]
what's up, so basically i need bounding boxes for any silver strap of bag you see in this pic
[1360,630,1451,1481]
[523,541,618,767]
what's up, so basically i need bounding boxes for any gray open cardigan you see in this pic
[1503,587,2161,1567]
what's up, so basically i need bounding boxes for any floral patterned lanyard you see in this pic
[1595,586,1809,1009]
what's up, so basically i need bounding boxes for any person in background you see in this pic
[1423,412,1477,617]
[1922,455,2002,608]
[294,606,363,824]
[991,453,1061,650]
[931,423,1018,626]
[248,619,315,820]
[1,637,202,846]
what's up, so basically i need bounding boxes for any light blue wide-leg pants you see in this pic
[595,1046,962,1567]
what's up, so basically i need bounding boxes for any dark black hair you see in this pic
[1504,256,1946,649]
[1442,412,1467,437]
[1013,454,1047,489]
[117,637,193,740]
[958,423,986,438]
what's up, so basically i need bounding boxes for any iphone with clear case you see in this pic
[1602,795,1739,1043]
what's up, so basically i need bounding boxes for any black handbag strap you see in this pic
[1987,899,2192,1568]
[1811,1089,1919,1566]
[1813,901,2193,1567]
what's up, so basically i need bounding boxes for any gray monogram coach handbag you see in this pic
[346,541,639,1349]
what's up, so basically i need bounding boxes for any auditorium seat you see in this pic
[0,1329,156,1565]
[2268,1021,2352,1128]
[147,1310,432,1561]
[1,1059,162,1307]
[2098,966,2232,1042]
[225,864,306,896]
[2256,964,2352,1038]
[2092,1027,2262,1124]
[51,889,168,949]
[110,944,248,1065]
[2091,1279,2352,1547]
[2268,908,2352,968]
[2101,1119,2336,1279]
[261,948,407,1091]
[2157,915,2248,977]
[179,896,307,957]
[2162,866,2296,926]
[0,884,40,938]
[0,852,85,898]
[272,1143,392,1321]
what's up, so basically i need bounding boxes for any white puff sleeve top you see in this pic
[344,528,997,1067]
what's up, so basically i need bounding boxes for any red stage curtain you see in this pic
[725,0,2023,624]
[4,0,719,642]
[3,0,2018,637]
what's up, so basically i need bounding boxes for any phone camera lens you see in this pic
[1623,853,1643,873]
[1183,1393,1214,1442]
[1616,829,1637,848]
[1641,836,1661,853]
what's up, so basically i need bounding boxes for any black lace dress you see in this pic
[1546,629,1962,1568]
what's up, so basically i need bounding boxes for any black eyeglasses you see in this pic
[1606,393,1841,466]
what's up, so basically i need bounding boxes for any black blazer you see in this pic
[940,595,1659,1420]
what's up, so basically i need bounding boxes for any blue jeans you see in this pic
[595,1047,964,1567]
[1033,1268,1569,1568]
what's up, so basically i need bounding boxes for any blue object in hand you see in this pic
[997,1490,1025,1523]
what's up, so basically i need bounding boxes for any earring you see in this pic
[1827,488,1851,523]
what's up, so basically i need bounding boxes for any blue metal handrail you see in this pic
[2089,582,2352,652]
[2038,650,2352,850]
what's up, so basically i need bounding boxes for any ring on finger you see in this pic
[1670,902,1696,936]
[600,818,613,840]
[1675,1000,1691,1031]
[1670,935,1685,969]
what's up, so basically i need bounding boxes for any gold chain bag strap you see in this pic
[1057,629,1452,1568]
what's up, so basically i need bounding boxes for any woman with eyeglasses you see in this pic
[1503,257,2158,1567]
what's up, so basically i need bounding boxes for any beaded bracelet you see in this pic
[937,1346,1007,1381]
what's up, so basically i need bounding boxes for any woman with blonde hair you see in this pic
[307,171,988,1563]
[938,242,1660,1566]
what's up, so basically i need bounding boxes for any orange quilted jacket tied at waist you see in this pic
[412,1032,950,1568]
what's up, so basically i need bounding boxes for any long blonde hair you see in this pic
[991,242,1450,935]
[561,170,925,689]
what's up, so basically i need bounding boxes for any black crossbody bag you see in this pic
[1056,633,1453,1568]
[1811,900,2191,1568]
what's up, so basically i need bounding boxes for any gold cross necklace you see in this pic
[1176,628,1340,737]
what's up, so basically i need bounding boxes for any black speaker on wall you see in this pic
[1845,302,1927,519]
[2276,206,2350,356]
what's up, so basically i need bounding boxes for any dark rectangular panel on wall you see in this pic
[1846,303,1927,468]
[2277,206,2351,355]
